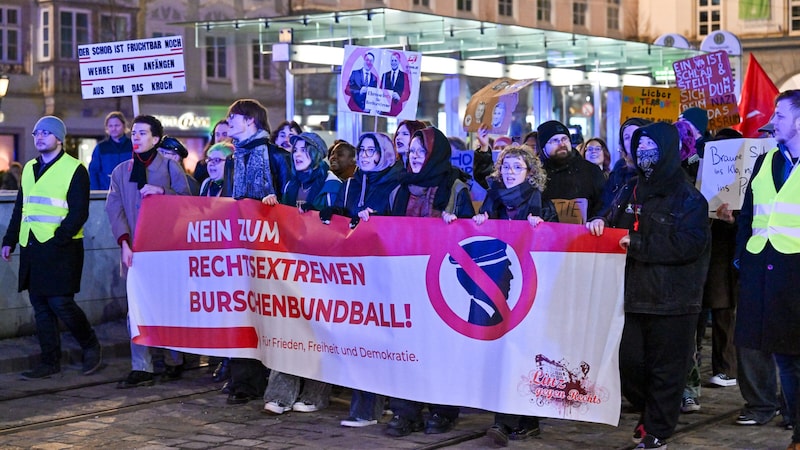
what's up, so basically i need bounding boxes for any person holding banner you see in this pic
[471,144,556,445]
[734,90,800,450]
[105,115,193,388]
[586,121,711,449]
[385,126,474,437]
[326,140,357,181]
[601,118,651,215]
[262,132,338,415]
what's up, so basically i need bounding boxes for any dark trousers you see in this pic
[737,346,782,423]
[29,294,98,368]
[711,307,737,377]
[493,413,539,430]
[620,312,698,440]
[389,398,459,421]
[229,358,268,397]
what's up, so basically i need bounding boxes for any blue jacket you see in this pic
[88,136,132,190]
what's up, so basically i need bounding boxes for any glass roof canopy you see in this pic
[187,8,704,79]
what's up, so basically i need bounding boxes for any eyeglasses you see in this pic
[31,130,53,138]
[408,148,427,157]
[547,136,570,146]
[205,157,226,165]
[358,146,378,157]
[585,146,603,153]
[500,164,527,173]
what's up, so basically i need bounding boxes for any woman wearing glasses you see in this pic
[199,142,234,198]
[582,137,611,179]
[471,143,556,445]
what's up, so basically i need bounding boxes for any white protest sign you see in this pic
[78,36,186,99]
[699,137,775,213]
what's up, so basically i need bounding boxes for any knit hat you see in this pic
[34,116,66,142]
[537,120,570,150]
[679,107,709,135]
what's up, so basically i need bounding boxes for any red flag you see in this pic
[735,53,779,137]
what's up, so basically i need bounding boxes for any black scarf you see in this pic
[130,148,157,189]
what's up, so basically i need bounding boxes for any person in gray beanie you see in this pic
[2,115,103,379]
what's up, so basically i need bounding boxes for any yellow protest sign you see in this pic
[621,86,681,123]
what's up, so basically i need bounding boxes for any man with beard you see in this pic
[536,120,606,222]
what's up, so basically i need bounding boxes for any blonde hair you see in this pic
[489,144,547,190]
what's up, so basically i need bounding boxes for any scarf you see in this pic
[406,185,439,217]
[232,131,273,200]
[130,148,157,189]
[486,181,537,219]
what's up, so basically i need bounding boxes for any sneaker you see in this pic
[632,423,647,444]
[263,401,291,414]
[736,414,759,425]
[385,415,424,437]
[486,424,510,447]
[709,373,737,387]
[636,434,667,448]
[425,413,454,434]
[20,364,60,380]
[681,396,701,413]
[82,345,103,375]
[292,401,319,413]
[117,370,154,389]
[509,425,541,441]
[340,417,378,427]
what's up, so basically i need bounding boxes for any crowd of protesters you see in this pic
[3,89,800,450]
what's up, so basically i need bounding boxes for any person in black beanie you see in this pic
[536,120,606,222]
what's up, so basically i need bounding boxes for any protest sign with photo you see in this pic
[463,78,535,134]
[339,45,421,120]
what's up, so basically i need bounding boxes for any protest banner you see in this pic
[699,137,775,212]
[463,78,535,134]
[339,45,421,120]
[128,197,628,425]
[673,50,740,130]
[78,36,186,99]
[621,86,681,123]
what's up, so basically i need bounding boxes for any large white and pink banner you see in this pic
[128,196,628,425]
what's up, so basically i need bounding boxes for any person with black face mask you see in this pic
[585,121,711,449]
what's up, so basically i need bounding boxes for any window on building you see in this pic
[457,0,472,12]
[0,7,21,64]
[413,0,430,7]
[100,14,130,42]
[573,0,588,27]
[60,10,90,59]
[607,0,620,30]
[499,0,513,17]
[205,36,227,79]
[698,0,721,36]
[537,0,552,23]
[791,0,800,32]
[41,9,50,59]
[252,40,270,81]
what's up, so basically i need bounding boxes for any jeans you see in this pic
[349,390,385,420]
[774,353,800,441]
[29,294,99,368]
[263,370,331,408]
[737,346,781,424]
[127,314,182,372]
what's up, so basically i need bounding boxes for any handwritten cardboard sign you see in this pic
[621,86,681,123]
[673,51,740,131]
[551,198,589,224]
[699,137,775,213]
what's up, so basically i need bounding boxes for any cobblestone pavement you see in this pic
[0,320,793,449]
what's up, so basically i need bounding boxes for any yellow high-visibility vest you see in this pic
[19,154,84,247]
[746,148,800,254]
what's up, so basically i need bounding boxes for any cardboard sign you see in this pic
[78,36,186,99]
[621,86,681,123]
[339,46,421,120]
[551,198,589,224]
[673,51,740,130]
[698,137,775,213]
[463,78,535,134]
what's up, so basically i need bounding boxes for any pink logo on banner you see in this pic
[426,236,538,341]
